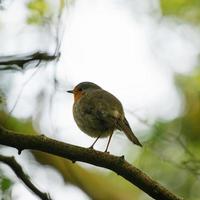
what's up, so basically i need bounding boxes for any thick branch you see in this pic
[0,52,59,70]
[0,111,134,200]
[0,154,51,200]
[0,125,183,200]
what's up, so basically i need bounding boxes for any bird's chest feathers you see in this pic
[74,91,85,102]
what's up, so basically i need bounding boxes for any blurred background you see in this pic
[0,0,200,199]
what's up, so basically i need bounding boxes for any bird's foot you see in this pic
[104,150,110,154]
[119,155,125,160]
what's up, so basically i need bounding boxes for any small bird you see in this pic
[68,82,142,152]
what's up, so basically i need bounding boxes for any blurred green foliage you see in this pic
[0,173,12,199]
[160,0,200,24]
[27,0,49,16]
[26,0,72,25]
[1,177,12,192]
[27,0,49,25]
[137,70,200,200]
[176,70,200,142]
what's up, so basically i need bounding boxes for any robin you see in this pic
[68,82,142,152]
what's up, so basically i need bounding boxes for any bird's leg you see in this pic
[105,132,113,153]
[89,135,101,149]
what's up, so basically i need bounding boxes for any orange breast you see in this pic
[74,91,84,102]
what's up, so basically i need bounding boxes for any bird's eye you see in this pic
[78,88,83,92]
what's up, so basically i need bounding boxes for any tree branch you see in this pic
[0,111,139,200]
[0,52,60,70]
[0,154,51,200]
[0,125,183,200]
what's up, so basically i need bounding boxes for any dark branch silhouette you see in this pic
[0,125,183,200]
[0,52,60,70]
[0,154,51,200]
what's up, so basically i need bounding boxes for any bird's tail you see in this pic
[117,117,142,147]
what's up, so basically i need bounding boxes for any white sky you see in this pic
[1,0,200,199]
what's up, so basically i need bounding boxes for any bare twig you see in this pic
[7,67,41,117]
[176,136,195,158]
[0,125,183,200]
[0,154,51,200]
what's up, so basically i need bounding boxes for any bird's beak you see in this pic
[67,90,73,94]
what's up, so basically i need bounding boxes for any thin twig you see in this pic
[0,154,51,200]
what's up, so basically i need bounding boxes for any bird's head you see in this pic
[67,82,101,102]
